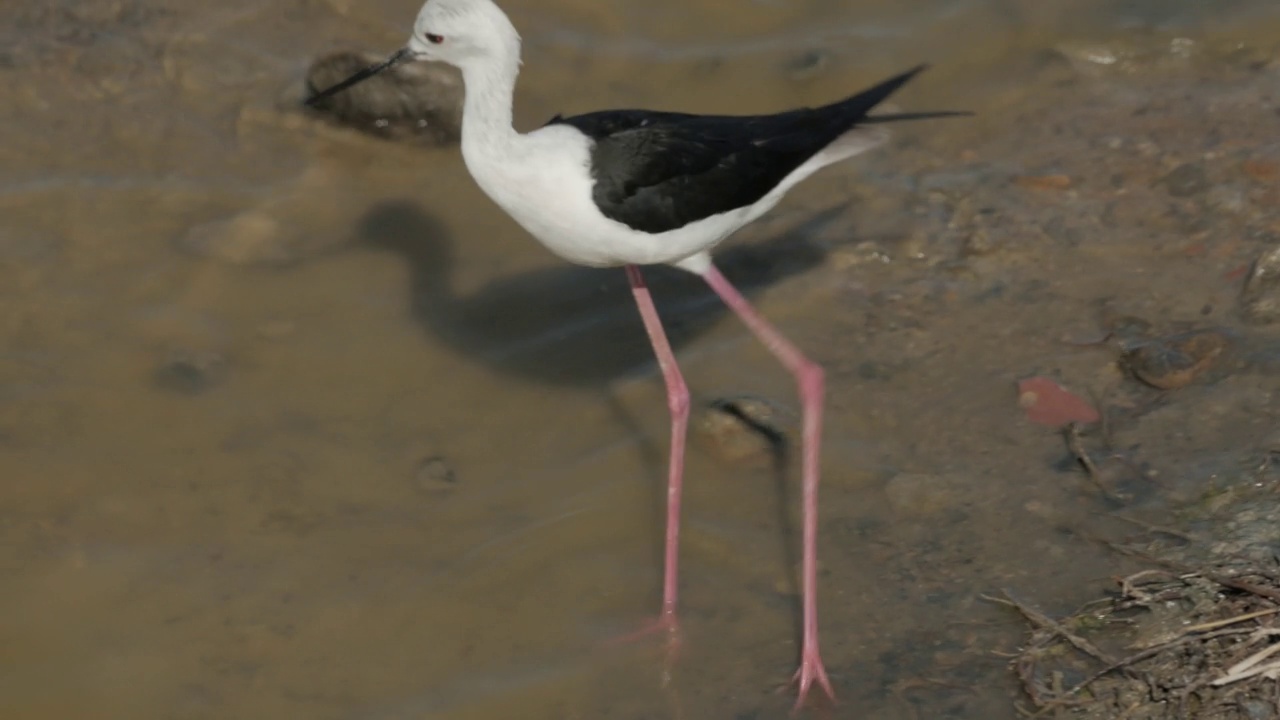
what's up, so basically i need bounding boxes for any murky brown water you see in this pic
[3,1,1280,718]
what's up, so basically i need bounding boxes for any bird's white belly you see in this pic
[505,183,751,269]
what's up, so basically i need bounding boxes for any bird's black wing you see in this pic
[544,65,933,234]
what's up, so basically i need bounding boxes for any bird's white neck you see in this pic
[459,50,522,161]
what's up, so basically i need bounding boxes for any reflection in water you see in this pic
[360,200,845,386]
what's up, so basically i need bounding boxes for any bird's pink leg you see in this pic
[701,264,834,710]
[625,264,689,641]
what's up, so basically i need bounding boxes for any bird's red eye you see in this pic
[426,33,444,44]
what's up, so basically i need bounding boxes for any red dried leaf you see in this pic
[1015,174,1073,190]
[1016,376,1099,427]
[1224,263,1251,282]
[1243,160,1278,182]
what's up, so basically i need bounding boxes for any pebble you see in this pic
[411,455,457,496]
[1054,41,1131,72]
[305,51,463,145]
[1240,699,1273,720]
[1158,162,1210,197]
[1240,246,1280,325]
[1204,185,1248,214]
[783,49,831,80]
[830,241,892,268]
[960,226,1002,257]
[152,349,228,394]
[1103,314,1155,340]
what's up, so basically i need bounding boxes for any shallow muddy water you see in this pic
[3,1,1280,719]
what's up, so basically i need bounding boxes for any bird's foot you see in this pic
[603,612,683,686]
[607,611,681,653]
[790,646,835,714]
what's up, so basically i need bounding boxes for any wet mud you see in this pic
[2,1,1280,719]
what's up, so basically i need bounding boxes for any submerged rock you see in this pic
[697,396,787,465]
[304,51,463,145]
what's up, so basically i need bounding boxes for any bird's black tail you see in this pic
[860,110,973,124]
[834,64,972,124]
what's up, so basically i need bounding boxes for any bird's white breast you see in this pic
[461,125,748,271]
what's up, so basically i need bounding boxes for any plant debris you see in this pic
[1006,554,1280,719]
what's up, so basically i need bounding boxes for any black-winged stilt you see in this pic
[307,0,966,708]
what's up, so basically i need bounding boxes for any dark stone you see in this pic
[1157,162,1210,197]
[153,350,228,394]
[783,49,831,80]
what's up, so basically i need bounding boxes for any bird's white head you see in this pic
[303,0,523,114]
[405,0,521,71]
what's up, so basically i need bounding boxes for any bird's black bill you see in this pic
[304,47,411,107]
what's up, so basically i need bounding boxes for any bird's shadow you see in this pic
[359,201,845,635]
[357,199,847,388]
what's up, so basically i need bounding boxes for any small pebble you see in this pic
[412,455,458,496]
[1240,698,1272,720]
[1204,185,1247,214]
[830,241,891,268]
[1157,162,1210,197]
[783,49,830,80]
[153,349,228,394]
[960,226,1001,257]
[1054,41,1127,71]
[1103,314,1155,341]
